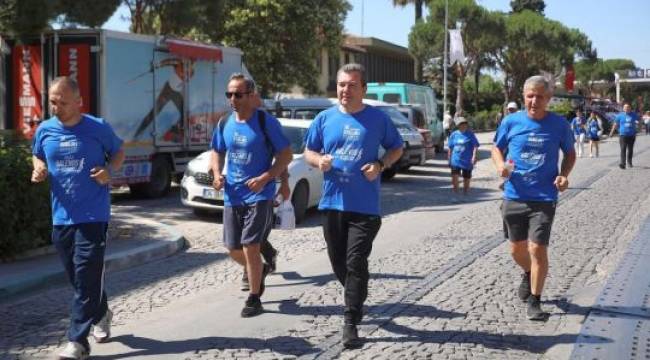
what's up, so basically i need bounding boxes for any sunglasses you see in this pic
[225,91,250,99]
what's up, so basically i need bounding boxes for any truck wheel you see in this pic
[131,156,172,198]
[382,168,397,180]
[291,181,309,224]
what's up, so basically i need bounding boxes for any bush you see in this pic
[469,109,500,131]
[0,131,52,260]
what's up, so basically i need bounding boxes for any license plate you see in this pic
[203,188,223,200]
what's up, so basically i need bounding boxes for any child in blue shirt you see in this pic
[447,117,480,194]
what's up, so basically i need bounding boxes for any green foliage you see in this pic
[548,100,573,117]
[469,108,500,131]
[463,74,504,112]
[0,0,119,40]
[510,0,545,14]
[222,0,349,96]
[0,132,52,260]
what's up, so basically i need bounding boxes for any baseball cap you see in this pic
[454,116,468,126]
[507,102,518,110]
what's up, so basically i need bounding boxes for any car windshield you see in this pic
[281,126,308,154]
[376,106,415,131]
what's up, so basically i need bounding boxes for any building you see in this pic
[312,35,416,97]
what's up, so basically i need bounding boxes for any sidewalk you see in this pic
[0,213,185,303]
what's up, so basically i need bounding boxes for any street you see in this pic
[3,133,650,359]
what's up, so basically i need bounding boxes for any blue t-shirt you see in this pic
[32,115,123,225]
[448,129,480,170]
[571,117,586,135]
[305,105,403,215]
[211,110,290,206]
[615,112,639,136]
[494,111,575,202]
[588,118,600,138]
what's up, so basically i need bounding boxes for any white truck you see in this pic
[1,29,248,197]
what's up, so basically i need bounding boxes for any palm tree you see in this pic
[392,0,424,82]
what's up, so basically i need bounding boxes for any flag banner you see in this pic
[449,29,466,66]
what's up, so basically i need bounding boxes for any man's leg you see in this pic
[503,200,532,302]
[242,243,263,295]
[68,223,109,350]
[322,210,349,286]
[462,170,472,194]
[451,173,459,193]
[343,213,381,325]
[627,135,636,166]
[619,136,627,168]
[528,242,548,295]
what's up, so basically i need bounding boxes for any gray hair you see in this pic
[50,76,80,96]
[337,63,367,85]
[228,73,256,92]
[523,75,552,94]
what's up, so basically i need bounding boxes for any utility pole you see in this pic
[443,0,449,116]
[361,0,365,36]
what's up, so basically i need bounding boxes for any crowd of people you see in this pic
[31,66,645,358]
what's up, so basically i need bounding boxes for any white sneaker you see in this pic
[58,341,89,360]
[92,309,112,343]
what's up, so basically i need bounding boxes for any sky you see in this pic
[104,0,650,70]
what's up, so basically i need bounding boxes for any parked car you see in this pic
[180,118,322,223]
[393,104,436,160]
[263,97,333,120]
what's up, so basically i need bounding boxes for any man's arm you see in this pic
[210,149,225,190]
[31,156,48,183]
[90,148,126,185]
[554,150,576,192]
[609,122,618,138]
[246,146,293,193]
[491,146,509,177]
[304,149,332,172]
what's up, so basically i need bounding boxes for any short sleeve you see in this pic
[32,125,45,159]
[305,113,325,152]
[559,119,575,154]
[472,133,480,148]
[211,118,227,153]
[494,118,510,150]
[100,121,123,157]
[380,112,403,150]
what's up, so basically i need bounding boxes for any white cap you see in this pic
[507,102,518,110]
[454,116,468,126]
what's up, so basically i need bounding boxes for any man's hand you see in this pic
[90,166,111,185]
[246,174,270,193]
[319,154,333,172]
[360,161,382,181]
[31,166,48,183]
[496,164,510,178]
[554,175,569,192]
[212,174,225,191]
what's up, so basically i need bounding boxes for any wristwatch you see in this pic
[376,159,385,171]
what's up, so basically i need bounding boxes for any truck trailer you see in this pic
[1,29,247,197]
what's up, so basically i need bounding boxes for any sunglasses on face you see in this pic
[225,91,250,99]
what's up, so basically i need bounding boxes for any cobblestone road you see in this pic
[2,134,650,359]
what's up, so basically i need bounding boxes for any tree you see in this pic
[222,0,349,96]
[496,10,594,103]
[392,0,424,82]
[410,0,504,113]
[55,0,121,28]
[510,0,545,14]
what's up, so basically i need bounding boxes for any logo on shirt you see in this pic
[233,131,248,146]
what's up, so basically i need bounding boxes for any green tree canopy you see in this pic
[510,0,545,14]
[221,0,349,96]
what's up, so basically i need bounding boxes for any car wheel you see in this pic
[291,180,309,224]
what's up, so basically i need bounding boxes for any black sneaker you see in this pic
[259,264,270,297]
[628,162,634,168]
[527,295,549,321]
[342,324,362,349]
[619,163,626,169]
[241,295,263,317]
[518,272,531,301]
[240,271,250,292]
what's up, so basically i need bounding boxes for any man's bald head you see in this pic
[50,77,81,97]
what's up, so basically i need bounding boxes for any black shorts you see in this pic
[223,200,273,249]
[450,166,472,179]
[590,135,600,141]
[501,200,556,245]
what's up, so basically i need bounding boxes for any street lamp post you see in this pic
[443,0,449,116]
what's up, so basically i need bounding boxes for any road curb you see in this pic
[0,222,186,302]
